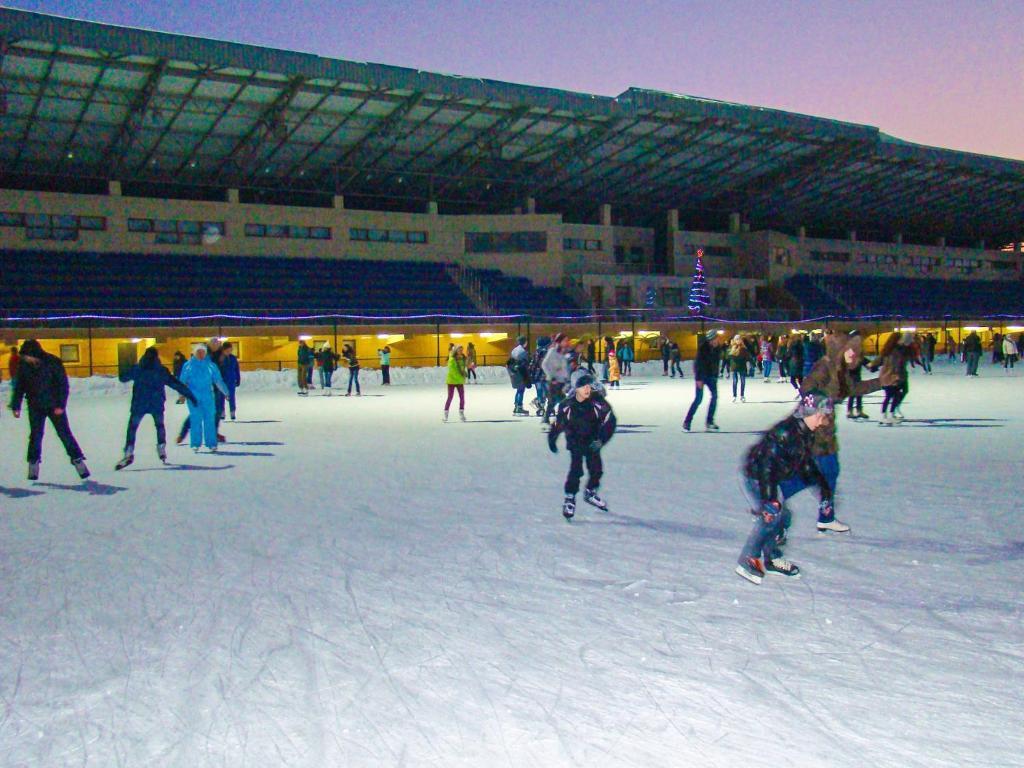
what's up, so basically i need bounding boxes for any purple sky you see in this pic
[8,0,1024,159]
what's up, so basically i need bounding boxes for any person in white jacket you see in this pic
[541,333,572,423]
[1002,335,1019,370]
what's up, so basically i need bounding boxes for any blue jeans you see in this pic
[683,376,718,426]
[514,386,526,408]
[347,368,360,394]
[732,371,746,398]
[737,475,786,565]
[763,360,773,378]
[535,380,548,408]
[779,453,840,524]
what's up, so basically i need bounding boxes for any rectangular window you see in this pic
[53,214,77,229]
[389,229,408,243]
[310,227,331,240]
[60,344,80,363]
[0,212,24,227]
[290,225,310,239]
[714,288,729,306]
[26,227,52,239]
[154,231,180,244]
[78,216,106,231]
[266,225,288,239]
[154,219,177,234]
[203,222,225,236]
[25,213,50,228]
[368,229,389,242]
[245,223,266,237]
[178,220,200,235]
[53,228,77,241]
[128,218,153,233]
[614,245,626,264]
[809,250,851,263]
[407,230,426,244]
[585,239,602,251]
[181,233,201,245]
[465,231,547,253]
[661,287,683,306]
[350,228,369,241]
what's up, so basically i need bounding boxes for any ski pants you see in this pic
[684,377,718,427]
[27,406,84,464]
[347,368,361,395]
[125,408,166,450]
[778,453,840,527]
[732,371,746,398]
[738,474,786,565]
[186,398,218,449]
[444,384,465,411]
[565,446,602,495]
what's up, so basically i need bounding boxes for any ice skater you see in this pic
[443,344,467,421]
[735,391,835,584]
[683,330,724,431]
[8,339,90,480]
[116,347,197,469]
[342,343,361,396]
[179,346,228,452]
[547,372,617,520]
[220,341,241,418]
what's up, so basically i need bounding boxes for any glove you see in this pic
[548,436,558,454]
[587,439,603,454]
[760,499,782,523]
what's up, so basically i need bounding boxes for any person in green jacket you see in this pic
[296,340,315,396]
[443,344,468,422]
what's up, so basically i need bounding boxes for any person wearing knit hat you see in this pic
[683,331,726,431]
[735,389,834,584]
[869,331,921,425]
[508,335,531,415]
[9,339,90,480]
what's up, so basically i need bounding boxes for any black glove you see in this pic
[587,439,603,454]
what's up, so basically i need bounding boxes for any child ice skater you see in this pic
[547,372,617,520]
[735,390,834,584]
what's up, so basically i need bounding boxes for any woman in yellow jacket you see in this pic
[607,346,621,388]
[443,344,468,421]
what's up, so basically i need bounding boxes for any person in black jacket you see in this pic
[9,339,89,480]
[735,391,834,584]
[683,331,724,431]
[548,372,616,520]
[116,347,197,469]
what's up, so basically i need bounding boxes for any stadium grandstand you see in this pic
[1,7,1022,373]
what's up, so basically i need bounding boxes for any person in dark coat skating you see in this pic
[219,342,242,417]
[116,347,197,469]
[548,372,617,520]
[8,339,89,480]
[683,331,725,431]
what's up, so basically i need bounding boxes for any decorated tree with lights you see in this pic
[687,248,710,312]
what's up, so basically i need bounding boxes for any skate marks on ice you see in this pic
[0,485,46,498]
[222,441,285,446]
[571,511,733,542]
[33,480,128,496]
[898,417,1006,429]
[125,463,237,473]
[230,419,281,424]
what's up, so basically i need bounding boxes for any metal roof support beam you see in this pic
[99,58,167,174]
[374,99,493,180]
[427,104,532,194]
[277,90,378,180]
[131,72,207,175]
[57,54,117,168]
[210,75,305,182]
[329,91,425,192]
[11,45,59,168]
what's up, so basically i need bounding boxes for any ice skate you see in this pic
[855,409,869,420]
[765,557,801,578]
[157,443,167,463]
[879,413,894,426]
[732,396,738,403]
[817,517,851,533]
[705,422,720,432]
[893,408,905,422]
[741,396,746,402]
[230,412,236,420]
[115,448,134,471]
[27,461,40,481]
[562,495,576,520]
[458,410,466,422]
[583,488,608,511]
[217,433,226,443]
[72,458,90,479]
[735,557,765,584]
[442,410,449,422]
[682,421,692,432]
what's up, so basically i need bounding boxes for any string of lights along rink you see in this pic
[1,359,1021,767]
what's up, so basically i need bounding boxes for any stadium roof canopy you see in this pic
[1,7,1022,243]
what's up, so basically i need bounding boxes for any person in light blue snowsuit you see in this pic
[179,346,228,451]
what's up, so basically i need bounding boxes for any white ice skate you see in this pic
[817,518,851,533]
[583,489,608,511]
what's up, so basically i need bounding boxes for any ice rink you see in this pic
[1,360,1022,767]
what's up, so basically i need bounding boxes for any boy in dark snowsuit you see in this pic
[736,391,834,584]
[547,372,617,520]
[117,347,197,469]
[9,339,89,480]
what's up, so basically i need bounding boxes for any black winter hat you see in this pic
[19,339,43,357]
[794,389,834,418]
[574,372,595,388]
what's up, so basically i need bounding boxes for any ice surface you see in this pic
[1,359,1022,767]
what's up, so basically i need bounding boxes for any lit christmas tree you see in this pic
[687,248,710,312]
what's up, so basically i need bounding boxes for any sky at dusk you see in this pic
[5,0,1023,160]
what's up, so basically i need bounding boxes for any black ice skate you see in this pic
[562,495,576,520]
[27,461,40,481]
[765,557,801,578]
[157,443,167,463]
[115,448,134,471]
[73,458,90,479]
[583,489,608,511]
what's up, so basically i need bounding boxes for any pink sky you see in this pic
[7,0,1024,159]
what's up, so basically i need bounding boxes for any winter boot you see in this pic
[459,410,466,422]
[584,488,608,511]
[27,461,40,481]
[562,495,576,520]
[735,556,765,584]
[115,447,134,471]
[157,443,167,463]
[72,458,90,479]
[765,557,801,578]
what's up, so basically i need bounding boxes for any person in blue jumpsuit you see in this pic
[179,346,228,452]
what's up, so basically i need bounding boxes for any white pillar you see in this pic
[600,204,612,226]
[426,200,438,215]
[667,209,679,230]
[798,226,806,241]
[333,195,345,209]
[108,181,122,196]
[526,197,536,214]
[728,212,741,233]
[227,188,239,204]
